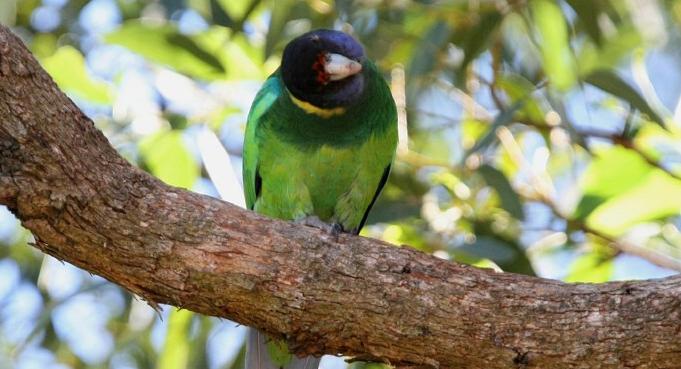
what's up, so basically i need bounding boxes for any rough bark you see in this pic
[1,25,680,369]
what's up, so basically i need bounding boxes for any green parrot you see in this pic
[242,29,397,369]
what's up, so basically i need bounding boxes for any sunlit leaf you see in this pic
[574,147,652,220]
[413,131,451,164]
[576,147,681,236]
[578,27,642,75]
[584,69,665,127]
[106,21,226,79]
[157,309,193,369]
[587,170,681,236]
[218,0,253,20]
[266,340,294,367]
[194,27,263,79]
[264,0,303,58]
[461,119,489,150]
[478,164,524,220]
[139,131,200,189]
[30,33,57,59]
[633,124,681,167]
[464,100,524,159]
[531,0,576,91]
[565,250,614,283]
[454,10,503,79]
[565,0,603,46]
[41,46,112,104]
[497,74,545,123]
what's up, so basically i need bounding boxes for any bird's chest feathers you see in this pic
[258,136,375,216]
[304,145,358,181]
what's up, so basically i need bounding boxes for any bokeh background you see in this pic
[2,0,681,368]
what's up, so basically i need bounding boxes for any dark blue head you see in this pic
[281,29,366,109]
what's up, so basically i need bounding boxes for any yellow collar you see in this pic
[289,94,346,118]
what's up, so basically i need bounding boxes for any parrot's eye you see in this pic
[312,53,331,85]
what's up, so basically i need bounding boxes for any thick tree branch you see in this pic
[1,25,681,369]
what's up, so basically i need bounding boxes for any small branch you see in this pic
[513,112,681,182]
[525,190,681,273]
[584,224,681,272]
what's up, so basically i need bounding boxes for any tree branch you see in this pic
[1,25,681,369]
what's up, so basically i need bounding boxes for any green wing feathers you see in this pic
[243,75,282,210]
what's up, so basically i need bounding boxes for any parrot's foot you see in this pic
[296,216,343,237]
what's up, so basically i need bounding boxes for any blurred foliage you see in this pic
[3,0,681,368]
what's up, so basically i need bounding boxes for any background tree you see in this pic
[1,0,681,368]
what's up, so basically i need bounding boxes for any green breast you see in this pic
[256,134,388,221]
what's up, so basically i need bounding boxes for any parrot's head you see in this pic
[281,29,365,109]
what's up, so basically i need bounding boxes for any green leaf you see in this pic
[576,147,681,236]
[497,74,545,123]
[531,0,576,91]
[166,33,225,71]
[209,0,233,27]
[157,309,193,369]
[565,0,603,46]
[380,223,428,250]
[578,27,642,75]
[264,0,300,58]
[30,33,58,59]
[454,10,503,78]
[41,46,112,104]
[160,0,184,16]
[461,119,490,150]
[460,236,518,264]
[586,170,681,236]
[574,147,652,220]
[584,69,665,127]
[478,164,524,220]
[139,131,200,190]
[459,234,535,275]
[266,339,294,367]
[408,21,451,79]
[0,0,16,26]
[565,251,614,283]
[106,21,226,79]
[449,248,502,272]
[464,99,525,159]
[195,28,263,79]
[217,0,253,20]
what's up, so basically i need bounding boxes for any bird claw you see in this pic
[296,216,344,237]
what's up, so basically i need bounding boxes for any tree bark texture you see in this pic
[1,25,680,369]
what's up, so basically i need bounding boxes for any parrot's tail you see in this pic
[246,328,321,369]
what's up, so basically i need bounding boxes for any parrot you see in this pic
[242,29,397,369]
